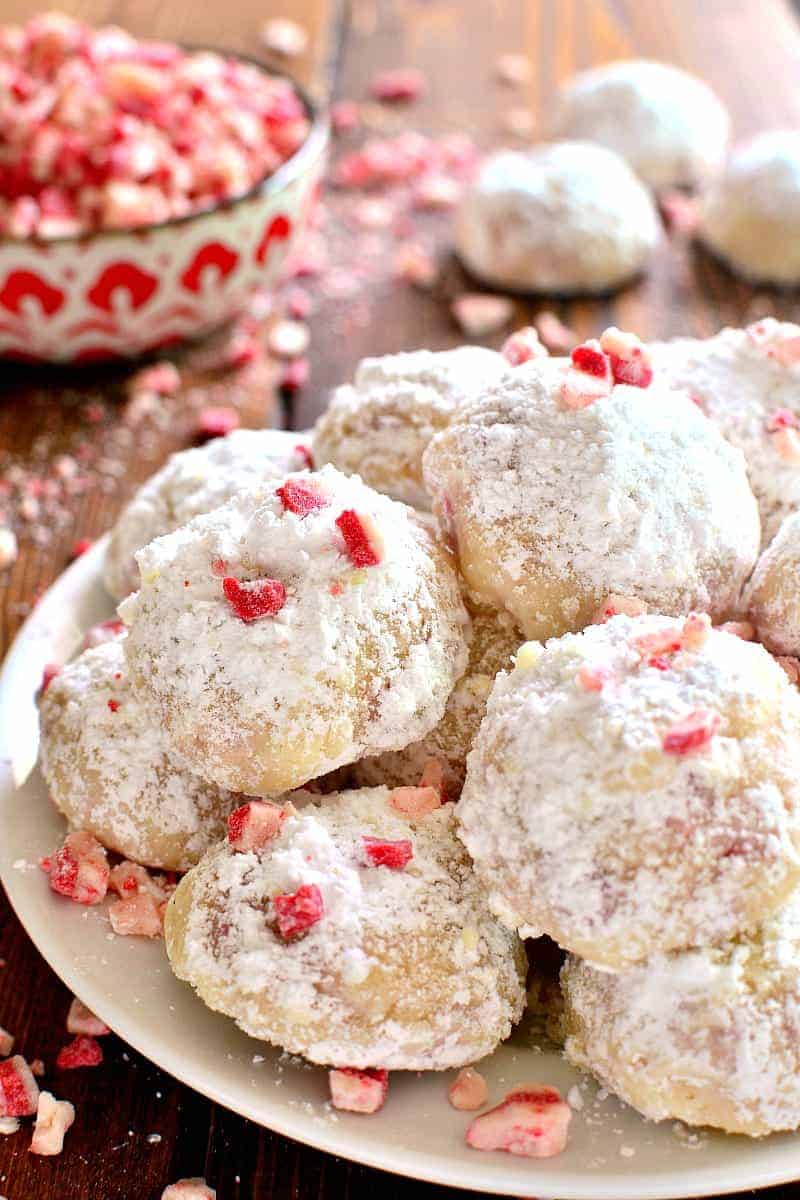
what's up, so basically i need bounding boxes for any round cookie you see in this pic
[422,340,760,641]
[561,888,800,1136]
[552,59,730,189]
[699,131,800,285]
[353,604,521,796]
[39,641,238,872]
[458,614,800,970]
[454,142,660,295]
[104,428,312,599]
[121,465,470,795]
[312,347,507,509]
[165,787,527,1069]
[652,319,800,546]
[745,511,800,657]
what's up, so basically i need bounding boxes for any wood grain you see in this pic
[3,1,800,1197]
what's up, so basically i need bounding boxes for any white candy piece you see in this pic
[66,997,110,1038]
[29,1092,75,1156]
[466,1084,571,1157]
[700,132,800,284]
[552,59,730,189]
[162,1180,216,1200]
[455,142,660,294]
[329,1067,388,1113]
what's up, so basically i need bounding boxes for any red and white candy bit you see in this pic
[535,311,576,354]
[128,362,181,398]
[162,1180,216,1200]
[369,67,425,103]
[663,707,721,756]
[718,620,755,641]
[448,1067,488,1111]
[279,358,310,393]
[39,663,61,694]
[765,408,798,432]
[109,860,170,900]
[227,801,286,852]
[0,1056,40,1118]
[70,538,93,560]
[681,611,712,652]
[0,1027,13,1056]
[658,190,700,235]
[560,340,612,410]
[593,593,648,624]
[82,617,126,649]
[273,883,325,941]
[393,241,438,289]
[575,663,614,692]
[294,442,314,470]
[328,1067,389,1114]
[772,428,800,463]
[501,326,548,366]
[268,319,310,360]
[109,892,164,938]
[388,785,441,818]
[67,998,110,1038]
[465,1084,571,1158]
[56,1035,103,1071]
[418,756,445,800]
[412,173,462,211]
[361,835,414,870]
[195,407,241,442]
[776,655,800,686]
[29,1091,75,1157]
[260,16,308,58]
[223,576,287,622]
[598,327,653,388]
[451,294,514,338]
[335,510,384,568]
[634,626,683,670]
[45,831,109,906]
[276,478,330,517]
[0,528,18,570]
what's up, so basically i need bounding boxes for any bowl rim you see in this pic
[0,45,329,249]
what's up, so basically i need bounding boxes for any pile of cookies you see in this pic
[35,319,800,1149]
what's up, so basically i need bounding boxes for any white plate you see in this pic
[2,539,800,1199]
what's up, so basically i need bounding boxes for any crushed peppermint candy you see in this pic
[0,1056,39,1118]
[560,339,612,408]
[222,576,287,622]
[67,998,110,1038]
[44,831,109,906]
[369,68,425,103]
[29,1091,74,1157]
[465,1084,571,1158]
[56,1035,103,1070]
[335,509,384,567]
[260,17,308,58]
[276,478,330,517]
[329,1067,389,1113]
[451,294,514,338]
[599,326,653,388]
[388,785,441,818]
[448,1067,488,1111]
[662,707,721,755]
[501,326,548,366]
[361,835,414,869]
[109,892,164,937]
[273,883,325,941]
[162,1181,216,1200]
[227,801,286,852]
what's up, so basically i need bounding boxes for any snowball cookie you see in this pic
[121,465,470,796]
[699,132,800,285]
[454,142,660,295]
[652,319,800,547]
[104,429,312,600]
[422,349,760,641]
[312,347,507,509]
[561,888,800,1136]
[353,605,521,796]
[458,614,800,970]
[165,787,527,1069]
[38,641,237,872]
[745,511,800,657]
[552,60,729,189]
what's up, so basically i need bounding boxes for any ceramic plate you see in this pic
[2,540,800,1199]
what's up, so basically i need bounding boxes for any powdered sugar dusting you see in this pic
[312,347,506,509]
[745,510,800,656]
[458,615,800,969]
[165,788,526,1069]
[122,465,469,795]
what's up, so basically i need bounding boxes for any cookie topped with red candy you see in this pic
[164,786,526,1070]
[458,614,800,970]
[651,319,800,546]
[423,328,760,641]
[104,429,312,600]
[121,465,469,796]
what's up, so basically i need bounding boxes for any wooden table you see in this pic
[3,1,800,1196]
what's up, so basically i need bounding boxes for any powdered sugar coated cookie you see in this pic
[745,511,800,657]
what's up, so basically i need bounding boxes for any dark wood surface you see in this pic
[4,1,800,1197]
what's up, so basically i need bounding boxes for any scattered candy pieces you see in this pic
[362,836,414,869]
[452,293,514,338]
[335,509,384,567]
[260,17,308,58]
[329,1067,388,1114]
[388,785,441,818]
[70,538,93,559]
[393,242,438,288]
[560,340,612,409]
[663,707,721,755]
[273,883,325,941]
[276,478,330,516]
[67,998,110,1038]
[501,326,547,366]
[0,1028,13,1057]
[268,319,310,359]
[575,663,614,692]
[369,68,425,103]
[599,327,653,388]
[195,407,241,442]
[56,1035,103,1071]
[109,860,170,901]
[0,1056,39,1118]
[223,576,287,622]
[535,311,577,353]
[466,1084,571,1158]
[109,892,164,938]
[29,1091,74,1157]
[593,594,649,623]
[45,831,109,906]
[162,1180,216,1200]
[0,528,18,570]
[40,663,61,694]
[227,801,287,852]
[681,611,712,652]
[448,1067,488,1111]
